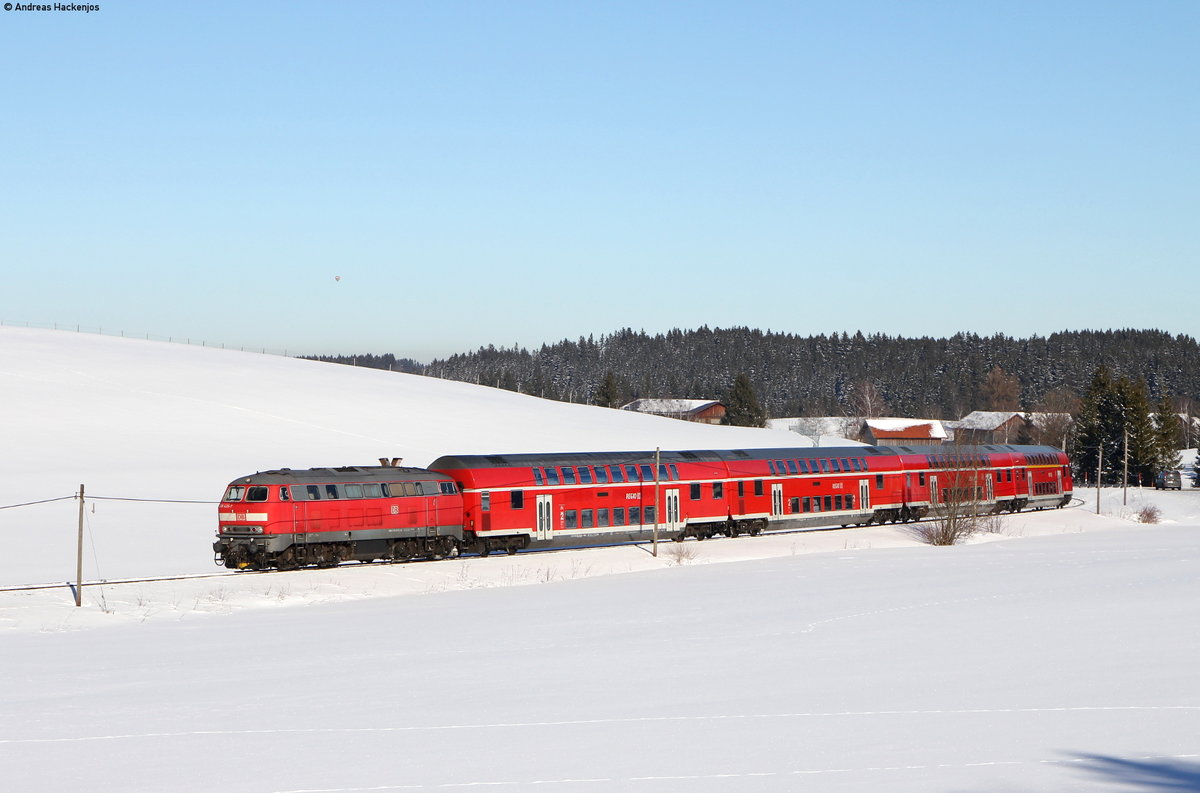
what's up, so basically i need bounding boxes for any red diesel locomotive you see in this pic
[214,444,1073,569]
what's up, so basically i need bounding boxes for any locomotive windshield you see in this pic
[223,485,245,502]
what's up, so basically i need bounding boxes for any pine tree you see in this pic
[723,373,766,427]
[594,371,622,408]
[1074,366,1121,484]
[1154,395,1183,474]
[1115,376,1157,486]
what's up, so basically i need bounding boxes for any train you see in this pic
[213,443,1073,570]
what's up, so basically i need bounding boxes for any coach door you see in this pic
[930,475,940,506]
[859,479,870,511]
[664,488,681,536]
[771,483,784,518]
[536,494,553,541]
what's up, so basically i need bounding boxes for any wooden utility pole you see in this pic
[652,447,660,557]
[76,484,84,607]
[1123,427,1129,506]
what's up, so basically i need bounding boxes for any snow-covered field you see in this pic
[2,328,1198,792]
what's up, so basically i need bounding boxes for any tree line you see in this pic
[307,326,1200,420]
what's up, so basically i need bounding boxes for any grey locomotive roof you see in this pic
[230,466,452,485]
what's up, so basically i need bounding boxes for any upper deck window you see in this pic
[533,469,544,486]
[609,465,625,483]
[579,467,593,484]
[595,466,609,484]
[546,468,560,486]
[562,468,577,485]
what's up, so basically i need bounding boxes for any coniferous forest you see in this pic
[307,328,1200,421]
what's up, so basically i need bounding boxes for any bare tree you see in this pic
[791,416,828,447]
[1029,386,1080,450]
[847,379,888,418]
[981,366,1021,411]
[909,444,994,546]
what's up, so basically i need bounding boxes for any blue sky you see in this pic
[2,1,1196,361]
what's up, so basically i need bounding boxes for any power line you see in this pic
[0,496,76,510]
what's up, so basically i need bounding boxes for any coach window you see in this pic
[658,464,670,481]
[598,508,610,527]
[802,497,811,512]
[626,465,640,481]
[613,507,626,526]
[579,467,593,484]
[533,469,544,486]
[790,497,799,513]
[797,460,809,474]
[481,492,491,511]
[830,459,841,473]
[628,506,641,525]
[640,464,654,481]
[563,468,577,485]
[510,491,524,510]
[546,468,560,486]
[247,486,269,502]
[820,459,831,474]
[835,495,843,510]
[754,480,764,496]
[918,473,926,486]
[564,510,577,529]
[824,496,833,511]
[306,485,322,500]
[808,497,817,512]
[595,466,609,484]
[737,481,745,497]
[875,475,884,489]
[690,483,702,500]
[840,459,851,472]
[644,505,656,524]
[787,460,798,475]
[847,494,854,509]
[279,487,290,501]
[768,461,777,475]
[670,465,680,480]
[343,484,363,499]
[581,509,594,529]
[713,482,724,499]
[609,465,625,483]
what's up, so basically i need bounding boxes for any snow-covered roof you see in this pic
[621,398,721,415]
[950,411,1026,430]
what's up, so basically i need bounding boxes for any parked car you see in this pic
[1155,470,1183,490]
